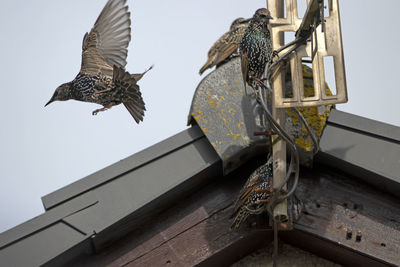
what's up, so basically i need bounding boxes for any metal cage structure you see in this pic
[268,0,348,108]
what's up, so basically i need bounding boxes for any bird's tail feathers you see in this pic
[113,66,146,123]
[123,102,145,124]
[199,58,214,75]
[132,65,153,82]
[230,207,249,230]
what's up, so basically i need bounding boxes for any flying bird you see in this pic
[45,0,151,123]
[240,8,274,91]
[231,158,274,230]
[199,17,249,75]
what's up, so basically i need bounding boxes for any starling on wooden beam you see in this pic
[45,0,151,123]
[231,157,274,230]
[239,8,274,92]
[199,17,249,75]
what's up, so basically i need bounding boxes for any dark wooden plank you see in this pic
[71,161,400,267]
[293,165,400,266]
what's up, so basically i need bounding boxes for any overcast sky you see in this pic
[1,0,399,233]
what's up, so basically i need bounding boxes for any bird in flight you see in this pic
[45,0,151,123]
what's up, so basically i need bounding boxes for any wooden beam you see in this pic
[71,161,400,267]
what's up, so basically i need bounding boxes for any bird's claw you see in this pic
[92,104,114,116]
[92,106,108,116]
[272,50,280,60]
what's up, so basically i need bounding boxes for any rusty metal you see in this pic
[268,0,348,108]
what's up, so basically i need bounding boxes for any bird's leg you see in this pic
[92,104,115,115]
[252,77,269,91]
[91,89,112,99]
[248,76,260,95]
[254,187,274,193]
[255,198,270,204]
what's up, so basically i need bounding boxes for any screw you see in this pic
[356,231,362,242]
[346,228,352,240]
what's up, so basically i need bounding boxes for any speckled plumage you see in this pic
[240,8,273,90]
[231,158,274,230]
[45,0,151,123]
[199,18,249,75]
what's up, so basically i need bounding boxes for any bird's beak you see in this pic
[267,15,274,20]
[45,97,54,107]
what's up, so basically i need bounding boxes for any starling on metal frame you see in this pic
[231,158,274,230]
[45,0,152,123]
[199,17,249,75]
[240,8,274,91]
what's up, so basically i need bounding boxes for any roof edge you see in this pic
[41,126,204,210]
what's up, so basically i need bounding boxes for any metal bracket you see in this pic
[268,0,348,108]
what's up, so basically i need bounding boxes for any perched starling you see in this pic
[231,158,274,230]
[45,0,151,123]
[240,8,273,90]
[199,17,249,75]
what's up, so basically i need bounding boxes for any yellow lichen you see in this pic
[285,64,335,152]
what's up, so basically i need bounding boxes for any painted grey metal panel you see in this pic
[0,126,221,266]
[0,222,86,267]
[328,109,400,142]
[317,109,400,196]
[0,191,97,249]
[63,137,221,249]
[63,138,217,234]
[42,125,204,210]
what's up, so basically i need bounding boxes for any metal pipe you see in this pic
[271,0,289,223]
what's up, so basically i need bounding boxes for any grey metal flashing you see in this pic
[42,125,205,210]
[0,191,97,249]
[327,109,400,143]
[316,109,400,197]
[0,126,221,266]
[0,222,89,267]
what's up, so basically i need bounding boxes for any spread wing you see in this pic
[80,0,131,77]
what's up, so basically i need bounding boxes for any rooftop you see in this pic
[1,58,400,267]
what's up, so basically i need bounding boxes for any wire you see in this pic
[254,81,300,206]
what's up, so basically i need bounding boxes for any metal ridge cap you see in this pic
[0,191,98,249]
[328,109,400,143]
[41,125,205,210]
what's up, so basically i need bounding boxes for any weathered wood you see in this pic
[71,161,400,267]
[292,165,400,266]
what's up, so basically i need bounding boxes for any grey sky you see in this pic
[1,0,399,233]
